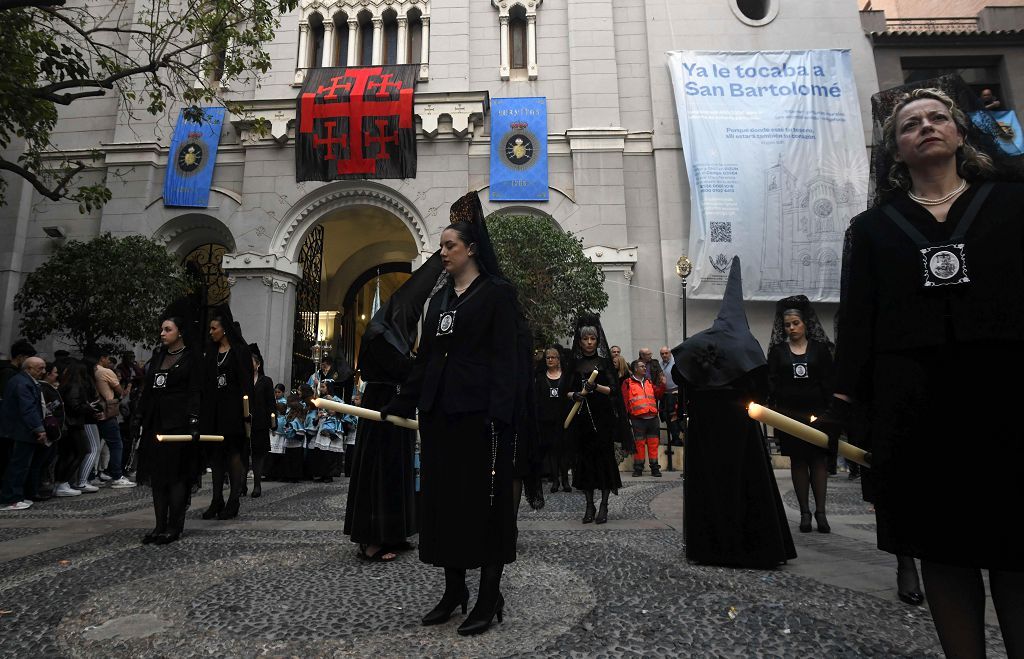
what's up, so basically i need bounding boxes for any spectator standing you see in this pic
[55,361,98,497]
[638,347,664,389]
[0,356,47,510]
[623,359,662,478]
[89,347,135,488]
[29,362,64,500]
[979,88,1003,111]
[659,346,683,446]
[0,340,38,477]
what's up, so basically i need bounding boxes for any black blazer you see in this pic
[401,275,519,425]
[138,346,203,434]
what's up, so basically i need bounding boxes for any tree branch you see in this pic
[0,0,65,10]
[0,157,84,201]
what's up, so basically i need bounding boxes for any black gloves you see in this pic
[571,392,585,402]
[379,398,417,422]
[189,414,200,443]
[811,397,852,473]
[583,380,597,393]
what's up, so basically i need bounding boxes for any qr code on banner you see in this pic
[710,222,732,243]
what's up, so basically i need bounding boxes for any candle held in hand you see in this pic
[747,403,871,467]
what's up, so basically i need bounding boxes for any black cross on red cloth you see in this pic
[296,65,418,181]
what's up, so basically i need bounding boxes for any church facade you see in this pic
[2,0,1020,381]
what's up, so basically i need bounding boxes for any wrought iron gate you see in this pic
[290,224,324,387]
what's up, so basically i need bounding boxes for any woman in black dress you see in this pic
[345,251,443,562]
[565,315,631,525]
[382,191,529,636]
[827,86,1024,657]
[248,343,275,498]
[136,307,202,544]
[766,296,834,533]
[201,306,253,520]
[536,345,571,493]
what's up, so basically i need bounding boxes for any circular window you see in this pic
[730,0,778,26]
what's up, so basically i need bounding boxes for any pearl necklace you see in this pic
[908,178,967,206]
[167,345,185,356]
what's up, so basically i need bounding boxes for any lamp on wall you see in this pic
[43,226,67,240]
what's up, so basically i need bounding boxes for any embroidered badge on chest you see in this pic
[920,244,969,287]
[792,363,809,379]
[436,310,457,336]
[154,373,168,389]
[549,387,559,398]
[217,374,228,389]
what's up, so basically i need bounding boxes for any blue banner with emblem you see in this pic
[970,109,1024,155]
[490,97,548,201]
[163,107,226,207]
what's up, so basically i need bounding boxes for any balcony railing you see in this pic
[885,17,979,33]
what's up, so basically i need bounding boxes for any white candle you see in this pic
[748,403,871,467]
[156,434,225,442]
[312,397,419,430]
[242,394,251,439]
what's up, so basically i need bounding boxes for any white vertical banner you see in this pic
[667,50,868,302]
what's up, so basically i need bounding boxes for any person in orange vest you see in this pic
[622,359,661,477]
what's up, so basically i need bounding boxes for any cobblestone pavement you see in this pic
[0,472,1008,658]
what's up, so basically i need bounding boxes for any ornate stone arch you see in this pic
[274,180,430,262]
[153,213,237,257]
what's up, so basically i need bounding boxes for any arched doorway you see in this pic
[289,204,419,389]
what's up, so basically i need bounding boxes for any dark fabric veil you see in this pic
[568,313,632,452]
[769,295,833,352]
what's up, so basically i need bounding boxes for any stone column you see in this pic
[499,15,510,80]
[527,15,538,79]
[294,22,310,84]
[347,19,358,66]
[396,16,408,64]
[322,20,336,67]
[371,17,383,65]
[419,16,430,79]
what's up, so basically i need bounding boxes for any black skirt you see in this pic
[868,341,1024,570]
[418,410,516,568]
[569,400,622,493]
[138,411,199,488]
[343,383,418,546]
[250,428,270,457]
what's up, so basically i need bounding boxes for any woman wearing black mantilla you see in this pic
[766,295,835,534]
[136,300,203,544]
[381,191,530,636]
[201,305,253,521]
[248,343,275,498]
[564,315,632,525]
[822,83,1024,657]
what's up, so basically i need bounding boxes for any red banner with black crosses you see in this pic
[296,65,417,181]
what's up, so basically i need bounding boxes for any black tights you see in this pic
[790,454,828,513]
[440,564,504,615]
[584,489,610,508]
[152,481,190,535]
[921,561,1024,658]
[250,454,264,489]
[210,450,244,505]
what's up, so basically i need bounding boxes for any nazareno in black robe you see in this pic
[672,256,796,569]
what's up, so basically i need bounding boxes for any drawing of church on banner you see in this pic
[757,154,864,299]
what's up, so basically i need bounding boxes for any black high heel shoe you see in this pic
[594,502,608,525]
[154,530,181,545]
[799,511,812,533]
[582,504,596,524]
[421,587,469,626]
[814,511,831,534]
[457,593,504,636]
[141,529,163,544]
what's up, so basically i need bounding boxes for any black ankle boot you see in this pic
[649,460,662,477]
[632,461,643,477]
[457,592,504,636]
[201,499,224,520]
[595,502,608,524]
[799,510,812,533]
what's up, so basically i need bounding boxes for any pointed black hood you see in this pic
[672,256,766,388]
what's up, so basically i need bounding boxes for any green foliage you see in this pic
[488,214,608,347]
[0,0,299,208]
[14,233,187,351]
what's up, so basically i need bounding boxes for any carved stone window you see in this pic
[493,0,540,81]
[729,0,778,26]
[295,1,431,85]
